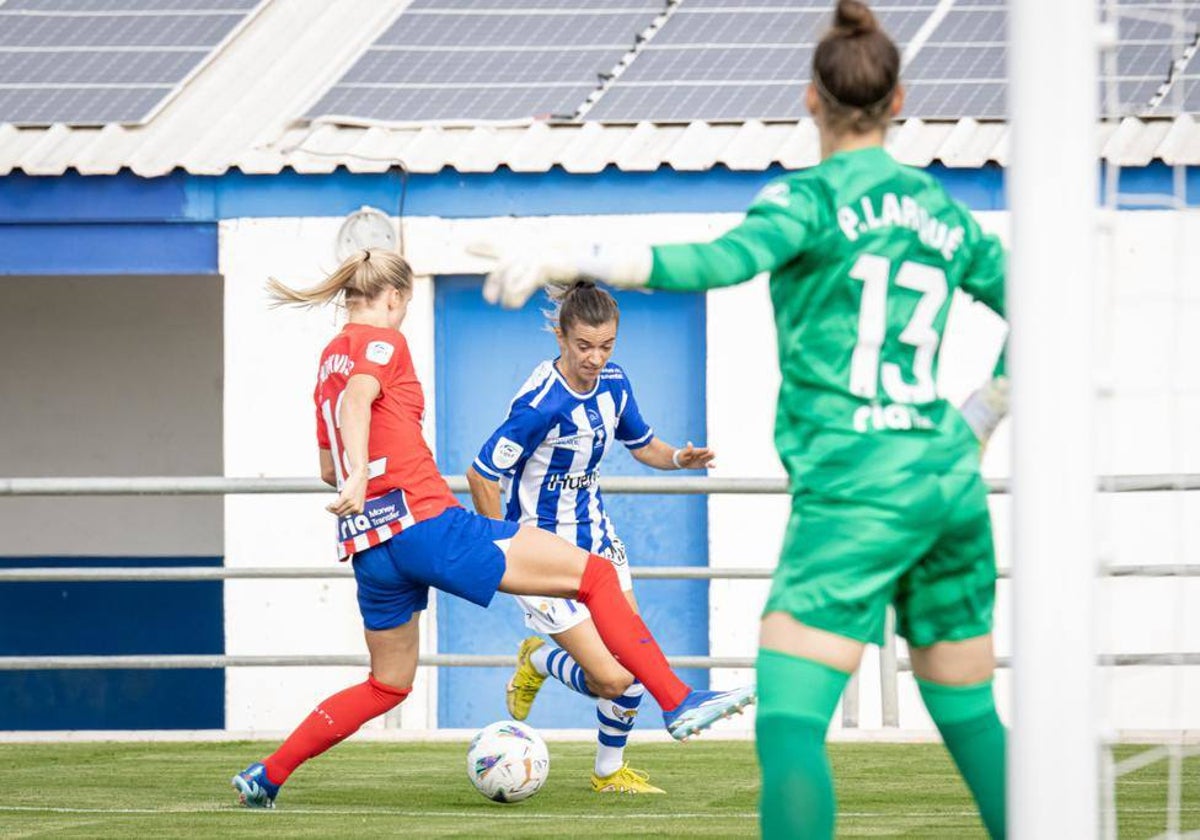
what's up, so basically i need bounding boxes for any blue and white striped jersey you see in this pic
[474,360,654,552]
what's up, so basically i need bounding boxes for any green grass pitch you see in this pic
[0,740,1194,838]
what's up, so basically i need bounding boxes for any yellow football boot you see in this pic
[506,636,547,721]
[590,763,666,794]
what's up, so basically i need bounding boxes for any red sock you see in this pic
[577,553,691,711]
[262,674,410,784]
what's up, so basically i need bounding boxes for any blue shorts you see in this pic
[351,507,518,631]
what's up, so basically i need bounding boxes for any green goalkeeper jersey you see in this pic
[649,146,1006,493]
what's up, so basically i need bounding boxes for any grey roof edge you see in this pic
[3,115,1199,177]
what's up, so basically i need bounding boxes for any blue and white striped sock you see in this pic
[595,681,644,777]
[539,646,594,697]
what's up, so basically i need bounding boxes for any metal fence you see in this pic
[2,473,1198,729]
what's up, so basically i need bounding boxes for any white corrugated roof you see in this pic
[1,0,1198,177]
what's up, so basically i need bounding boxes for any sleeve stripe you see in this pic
[528,372,557,409]
[472,458,503,480]
[623,428,654,449]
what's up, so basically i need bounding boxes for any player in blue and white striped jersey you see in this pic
[467,281,715,795]
[472,355,651,556]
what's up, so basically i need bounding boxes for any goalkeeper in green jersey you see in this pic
[473,1,1009,837]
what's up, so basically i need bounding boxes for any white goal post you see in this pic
[1009,0,1100,836]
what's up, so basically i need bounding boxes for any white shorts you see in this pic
[515,539,633,636]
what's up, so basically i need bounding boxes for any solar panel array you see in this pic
[1156,48,1200,114]
[1131,3,1200,116]
[0,0,261,127]
[308,0,1198,125]
[3,0,1197,127]
[903,0,1200,120]
[901,3,1005,120]
[587,0,937,122]
[305,0,666,123]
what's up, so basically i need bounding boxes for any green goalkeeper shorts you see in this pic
[764,469,996,648]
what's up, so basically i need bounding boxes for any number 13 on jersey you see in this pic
[848,254,948,405]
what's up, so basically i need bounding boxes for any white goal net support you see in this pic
[1012,1,1199,837]
[1096,3,1200,839]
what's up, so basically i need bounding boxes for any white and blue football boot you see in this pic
[232,762,280,809]
[663,685,756,741]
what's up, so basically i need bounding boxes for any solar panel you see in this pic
[586,3,931,123]
[904,82,1006,120]
[0,86,169,125]
[588,82,806,123]
[294,0,1195,125]
[896,2,1193,120]
[1105,11,1195,115]
[1151,47,1200,114]
[890,3,997,117]
[620,47,814,84]
[0,50,202,85]
[404,0,648,8]
[310,83,601,123]
[305,3,665,123]
[2,0,259,9]
[649,8,930,47]
[1171,76,1200,114]
[905,46,1006,83]
[1113,0,1200,24]
[0,0,261,126]
[377,12,659,48]
[683,0,937,7]
[650,11,828,46]
[895,5,1005,119]
[342,49,623,88]
[589,0,1199,123]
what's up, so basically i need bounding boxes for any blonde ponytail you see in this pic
[266,249,414,308]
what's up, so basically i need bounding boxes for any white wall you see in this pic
[220,209,1200,737]
[219,218,437,732]
[0,274,222,557]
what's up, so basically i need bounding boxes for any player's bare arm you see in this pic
[326,373,379,517]
[465,464,503,519]
[630,437,716,471]
[318,448,337,488]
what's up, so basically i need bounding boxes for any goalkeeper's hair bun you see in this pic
[545,279,620,334]
[812,1,900,133]
[832,0,878,37]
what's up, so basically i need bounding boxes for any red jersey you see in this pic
[315,323,459,559]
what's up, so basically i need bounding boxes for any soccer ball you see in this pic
[466,720,550,803]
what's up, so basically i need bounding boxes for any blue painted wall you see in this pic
[433,276,709,728]
[0,557,224,730]
[1,162,1195,274]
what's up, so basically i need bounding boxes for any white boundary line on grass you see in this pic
[2,729,1194,745]
[3,805,1195,819]
[1,806,756,819]
[0,805,961,819]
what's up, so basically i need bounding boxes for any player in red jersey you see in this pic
[231,249,755,809]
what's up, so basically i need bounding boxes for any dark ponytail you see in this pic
[812,0,901,133]
[547,280,620,334]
